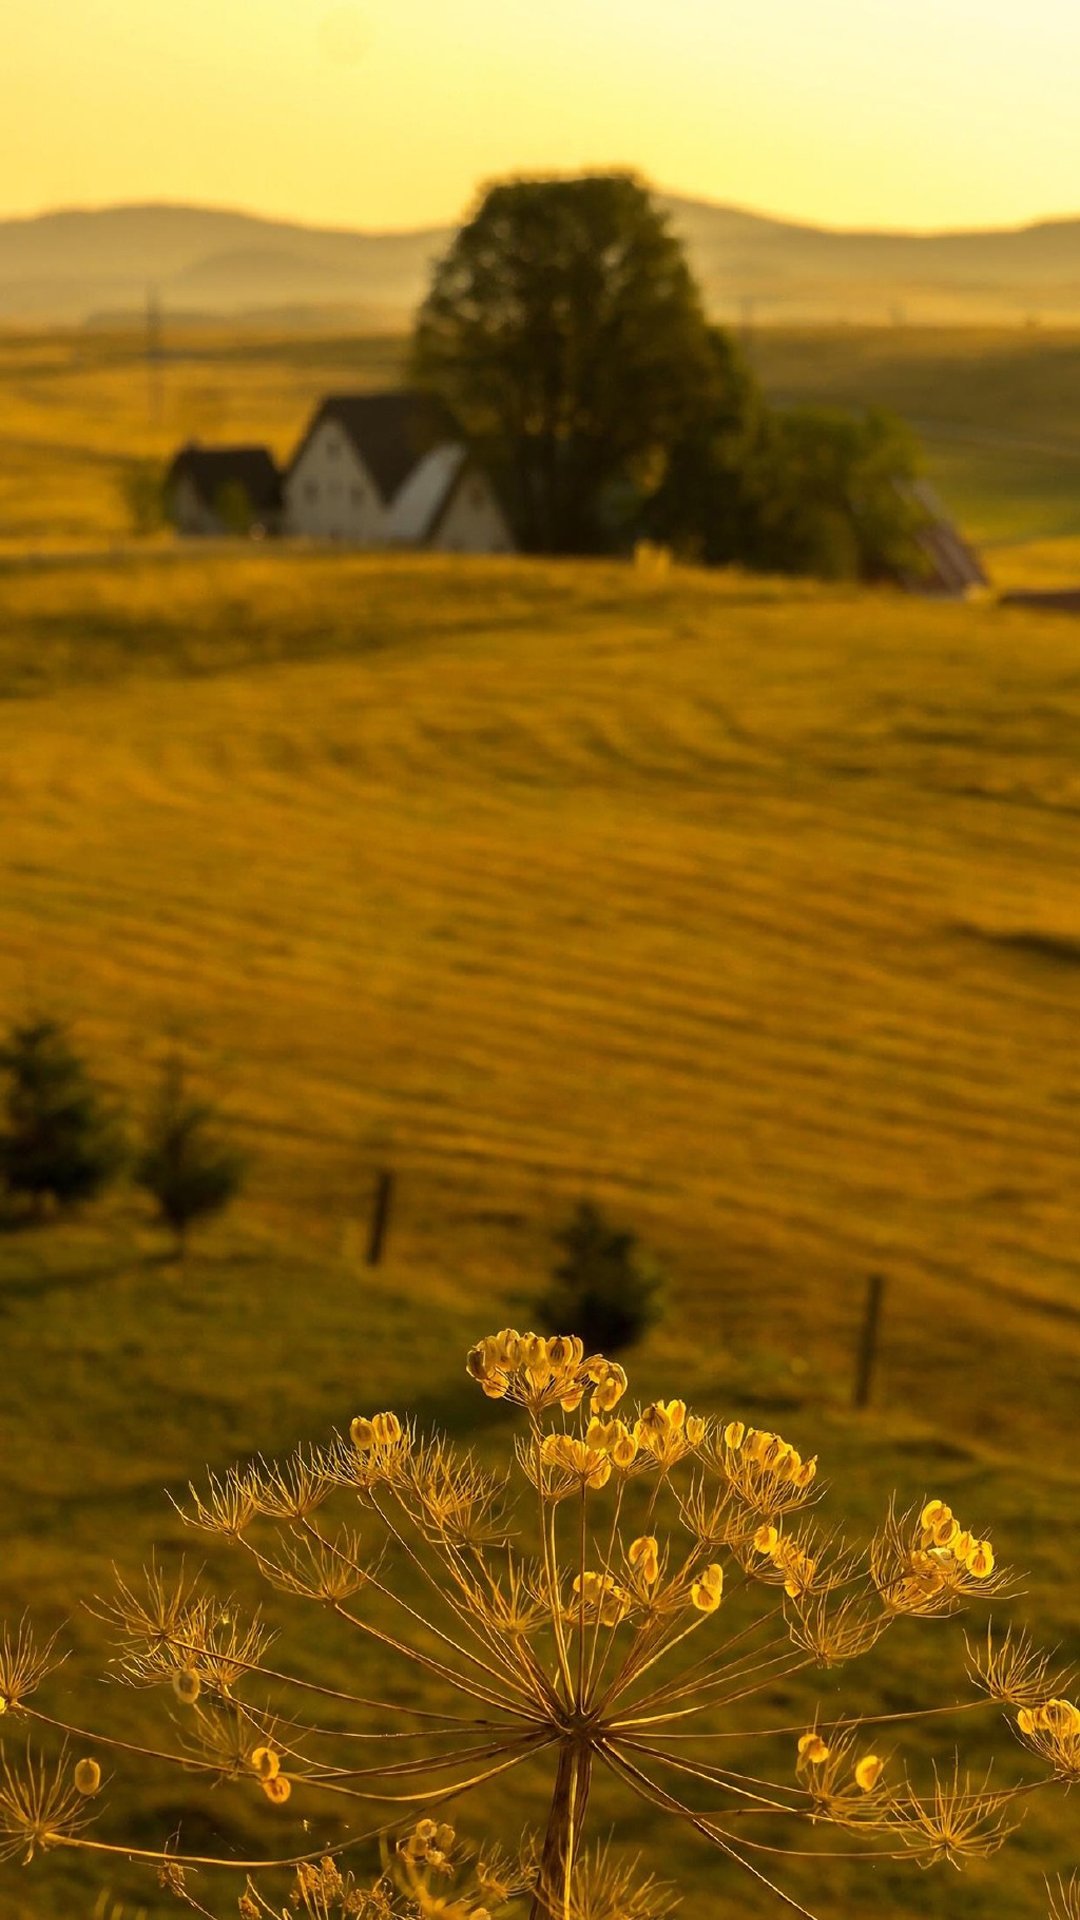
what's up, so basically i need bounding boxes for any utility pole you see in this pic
[146,283,164,437]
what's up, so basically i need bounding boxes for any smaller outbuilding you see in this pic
[165,444,283,537]
[901,480,989,598]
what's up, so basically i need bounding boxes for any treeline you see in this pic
[0,1016,243,1253]
[414,172,928,580]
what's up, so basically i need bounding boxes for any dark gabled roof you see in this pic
[898,479,988,597]
[289,390,462,502]
[166,444,282,512]
[914,518,989,596]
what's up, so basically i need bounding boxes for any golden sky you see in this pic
[3,0,1079,232]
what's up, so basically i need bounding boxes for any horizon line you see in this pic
[3,183,1080,245]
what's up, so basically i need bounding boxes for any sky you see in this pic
[3,0,1080,234]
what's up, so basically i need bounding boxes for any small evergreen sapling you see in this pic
[537,1199,663,1353]
[135,1054,244,1253]
[0,1015,125,1213]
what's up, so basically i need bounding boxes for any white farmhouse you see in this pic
[283,391,515,552]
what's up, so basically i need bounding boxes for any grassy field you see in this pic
[0,549,1078,1919]
[5,322,1080,584]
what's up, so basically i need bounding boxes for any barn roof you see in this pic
[289,390,462,503]
[904,480,988,597]
[167,445,282,513]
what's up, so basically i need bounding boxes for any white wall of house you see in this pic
[283,421,387,543]
[429,467,515,554]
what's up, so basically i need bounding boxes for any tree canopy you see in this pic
[414,171,932,582]
[413,173,717,554]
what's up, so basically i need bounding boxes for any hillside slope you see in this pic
[2,551,1079,1448]
[4,195,1080,323]
[0,553,1078,1919]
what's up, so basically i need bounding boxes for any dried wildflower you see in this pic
[410,1445,510,1549]
[565,1842,678,1920]
[1015,1698,1080,1780]
[897,1758,1016,1865]
[95,1561,202,1659]
[707,1422,819,1518]
[0,1749,89,1862]
[262,1528,371,1605]
[788,1585,887,1666]
[465,1331,599,1415]
[871,1501,1011,1618]
[183,1468,259,1539]
[246,1448,331,1523]
[967,1623,1074,1709]
[0,1328,1069,1920]
[0,1622,64,1713]
[633,1400,703,1471]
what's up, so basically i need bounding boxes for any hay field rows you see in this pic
[0,548,1079,1915]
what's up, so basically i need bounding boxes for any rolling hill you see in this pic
[5,194,1080,325]
[0,550,1078,1918]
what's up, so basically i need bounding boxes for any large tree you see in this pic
[413,173,717,553]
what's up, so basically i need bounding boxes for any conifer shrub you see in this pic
[0,1015,125,1214]
[537,1201,663,1353]
[0,1330,1075,1918]
[135,1053,244,1254]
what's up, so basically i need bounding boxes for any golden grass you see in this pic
[0,486,1079,1913]
[3,551,1080,1448]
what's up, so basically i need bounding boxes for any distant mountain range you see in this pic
[4,197,1080,326]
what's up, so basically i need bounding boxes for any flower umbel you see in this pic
[0,1330,1069,1920]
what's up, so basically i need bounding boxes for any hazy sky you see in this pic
[4,0,1080,232]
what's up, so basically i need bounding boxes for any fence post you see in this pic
[366,1169,395,1267]
[853,1272,886,1410]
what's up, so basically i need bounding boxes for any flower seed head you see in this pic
[172,1668,201,1706]
[73,1758,101,1797]
[690,1564,724,1613]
